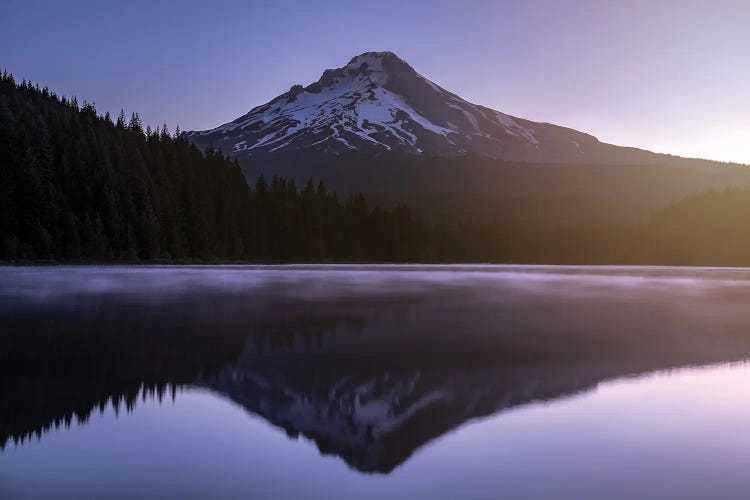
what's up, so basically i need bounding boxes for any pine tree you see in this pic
[129,112,143,134]
[116,109,127,129]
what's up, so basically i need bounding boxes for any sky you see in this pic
[1,0,748,164]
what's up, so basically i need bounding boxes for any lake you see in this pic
[3,265,750,499]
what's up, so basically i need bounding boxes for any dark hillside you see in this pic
[240,151,750,225]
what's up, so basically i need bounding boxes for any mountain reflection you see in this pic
[3,266,750,473]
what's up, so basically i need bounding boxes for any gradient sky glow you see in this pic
[2,0,748,163]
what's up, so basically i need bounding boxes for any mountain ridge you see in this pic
[187,51,679,164]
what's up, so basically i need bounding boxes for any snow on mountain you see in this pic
[187,51,622,162]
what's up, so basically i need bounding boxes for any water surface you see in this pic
[2,265,750,499]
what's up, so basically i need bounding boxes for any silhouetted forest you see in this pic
[0,72,420,262]
[2,71,749,265]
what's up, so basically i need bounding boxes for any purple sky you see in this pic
[2,0,748,163]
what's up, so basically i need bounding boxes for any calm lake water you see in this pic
[3,265,750,499]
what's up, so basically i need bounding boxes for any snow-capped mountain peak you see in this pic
[187,51,624,162]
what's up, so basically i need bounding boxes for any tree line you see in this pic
[2,70,749,265]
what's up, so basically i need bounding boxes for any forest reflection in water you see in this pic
[3,265,750,497]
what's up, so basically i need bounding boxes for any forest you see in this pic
[1,71,749,265]
[0,72,421,262]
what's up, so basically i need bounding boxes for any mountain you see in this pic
[186,51,750,227]
[187,51,678,164]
